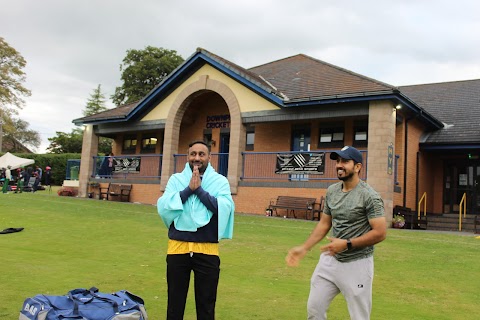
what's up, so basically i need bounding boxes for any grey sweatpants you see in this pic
[307,252,374,320]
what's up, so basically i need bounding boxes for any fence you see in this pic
[240,150,368,182]
[88,150,371,182]
[91,155,163,180]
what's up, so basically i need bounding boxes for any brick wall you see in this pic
[233,186,326,217]
[129,183,162,205]
[253,123,291,152]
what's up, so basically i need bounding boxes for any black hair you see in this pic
[188,140,209,148]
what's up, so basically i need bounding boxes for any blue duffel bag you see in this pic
[19,287,148,320]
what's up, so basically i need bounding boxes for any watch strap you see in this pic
[346,239,353,250]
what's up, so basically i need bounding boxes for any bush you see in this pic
[57,187,78,197]
[392,214,406,228]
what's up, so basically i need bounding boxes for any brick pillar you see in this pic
[367,100,396,224]
[79,125,99,198]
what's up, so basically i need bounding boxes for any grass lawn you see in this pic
[1,188,479,319]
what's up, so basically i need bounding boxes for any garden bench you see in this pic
[100,183,132,202]
[310,196,325,221]
[269,196,316,219]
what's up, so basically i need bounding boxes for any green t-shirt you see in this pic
[324,180,384,262]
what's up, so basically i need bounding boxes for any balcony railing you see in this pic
[92,155,163,180]
[240,150,368,182]
[90,150,368,182]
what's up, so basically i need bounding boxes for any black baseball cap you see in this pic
[330,146,363,164]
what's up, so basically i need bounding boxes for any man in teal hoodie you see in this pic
[157,140,235,320]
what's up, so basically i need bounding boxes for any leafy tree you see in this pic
[0,37,31,113]
[83,84,108,116]
[111,46,184,106]
[0,37,33,152]
[1,113,40,152]
[47,128,112,154]
[46,128,84,154]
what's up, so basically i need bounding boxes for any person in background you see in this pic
[32,170,40,192]
[15,168,24,193]
[286,146,387,320]
[157,140,235,320]
[24,166,32,186]
[107,152,114,178]
[2,166,11,194]
[36,165,43,181]
[0,168,5,188]
[44,166,52,187]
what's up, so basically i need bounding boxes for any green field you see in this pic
[1,190,479,319]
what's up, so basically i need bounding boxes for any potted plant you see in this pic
[265,207,273,216]
[392,214,405,228]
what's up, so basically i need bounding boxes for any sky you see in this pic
[1,0,479,153]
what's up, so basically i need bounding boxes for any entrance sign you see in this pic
[275,152,325,174]
[206,114,230,128]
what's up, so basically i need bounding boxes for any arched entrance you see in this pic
[160,75,244,193]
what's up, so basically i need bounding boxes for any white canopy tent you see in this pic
[0,152,35,170]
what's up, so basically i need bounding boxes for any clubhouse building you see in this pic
[73,48,480,227]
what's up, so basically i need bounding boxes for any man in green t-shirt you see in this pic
[286,146,387,320]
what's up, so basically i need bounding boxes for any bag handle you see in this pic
[68,288,120,315]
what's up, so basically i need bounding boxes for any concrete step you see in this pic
[423,214,477,232]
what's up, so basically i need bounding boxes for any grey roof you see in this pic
[74,101,138,124]
[399,79,480,144]
[249,54,396,102]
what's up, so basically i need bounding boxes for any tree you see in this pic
[0,37,31,112]
[47,128,112,154]
[83,84,108,116]
[111,46,184,106]
[82,84,113,153]
[1,113,40,152]
[0,37,32,152]
[47,84,113,154]
[46,128,84,154]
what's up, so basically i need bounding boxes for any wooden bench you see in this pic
[99,183,132,202]
[310,196,325,221]
[269,196,316,219]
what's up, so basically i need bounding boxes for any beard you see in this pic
[338,171,354,181]
[189,162,207,173]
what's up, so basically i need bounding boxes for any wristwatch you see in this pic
[346,239,353,250]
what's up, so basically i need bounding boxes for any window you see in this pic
[353,121,368,147]
[246,126,255,151]
[319,123,344,147]
[122,135,137,154]
[141,136,157,153]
